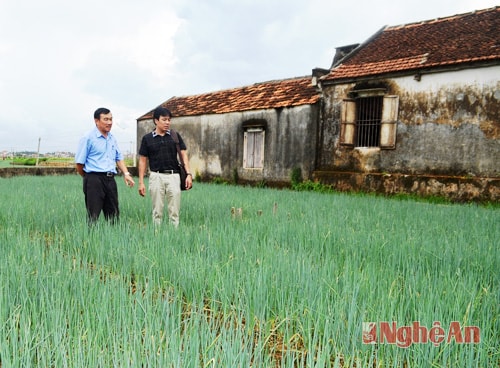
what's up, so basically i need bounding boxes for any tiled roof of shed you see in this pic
[138,76,319,120]
[323,6,500,82]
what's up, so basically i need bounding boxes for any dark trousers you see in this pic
[83,174,119,224]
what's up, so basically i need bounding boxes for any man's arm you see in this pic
[76,163,85,177]
[180,150,193,190]
[116,160,135,187]
[138,155,148,197]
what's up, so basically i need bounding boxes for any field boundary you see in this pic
[2,166,499,203]
[0,167,138,178]
[0,167,76,178]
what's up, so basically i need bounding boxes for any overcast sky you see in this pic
[0,0,497,154]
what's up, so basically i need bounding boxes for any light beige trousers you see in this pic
[149,171,181,226]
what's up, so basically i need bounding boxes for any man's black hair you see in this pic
[94,107,111,120]
[153,106,172,120]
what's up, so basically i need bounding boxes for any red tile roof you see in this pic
[138,77,319,119]
[323,7,500,82]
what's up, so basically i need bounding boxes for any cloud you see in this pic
[0,0,498,152]
[0,0,184,151]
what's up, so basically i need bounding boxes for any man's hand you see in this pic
[138,183,146,197]
[124,173,135,187]
[185,174,193,190]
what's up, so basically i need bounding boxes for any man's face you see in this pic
[95,112,113,134]
[155,115,171,133]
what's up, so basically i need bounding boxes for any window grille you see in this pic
[355,96,383,147]
[340,95,398,149]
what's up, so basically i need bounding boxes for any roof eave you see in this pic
[320,59,500,86]
[137,100,320,121]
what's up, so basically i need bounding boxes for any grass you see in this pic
[0,175,498,367]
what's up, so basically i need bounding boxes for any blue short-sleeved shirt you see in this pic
[75,127,124,173]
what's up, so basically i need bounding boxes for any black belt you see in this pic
[87,172,115,177]
[156,170,179,174]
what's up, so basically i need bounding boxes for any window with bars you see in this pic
[340,95,399,149]
[243,128,265,168]
[356,96,382,147]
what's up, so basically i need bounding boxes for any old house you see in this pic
[136,77,320,186]
[137,7,500,201]
[313,6,500,201]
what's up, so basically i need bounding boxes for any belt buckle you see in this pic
[106,172,114,177]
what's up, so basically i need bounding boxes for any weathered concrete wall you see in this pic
[0,167,77,178]
[137,104,320,184]
[318,66,500,177]
[313,171,500,203]
[314,66,500,201]
[319,66,500,177]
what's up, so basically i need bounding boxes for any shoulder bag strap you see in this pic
[170,130,184,166]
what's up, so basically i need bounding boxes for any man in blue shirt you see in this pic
[75,107,135,224]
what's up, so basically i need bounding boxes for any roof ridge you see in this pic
[168,76,312,100]
[321,6,500,83]
[387,6,499,30]
[251,75,312,85]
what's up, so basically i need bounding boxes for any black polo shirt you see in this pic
[138,130,187,172]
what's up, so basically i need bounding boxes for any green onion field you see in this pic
[1,175,498,367]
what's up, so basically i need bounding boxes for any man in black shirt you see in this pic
[138,107,192,226]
